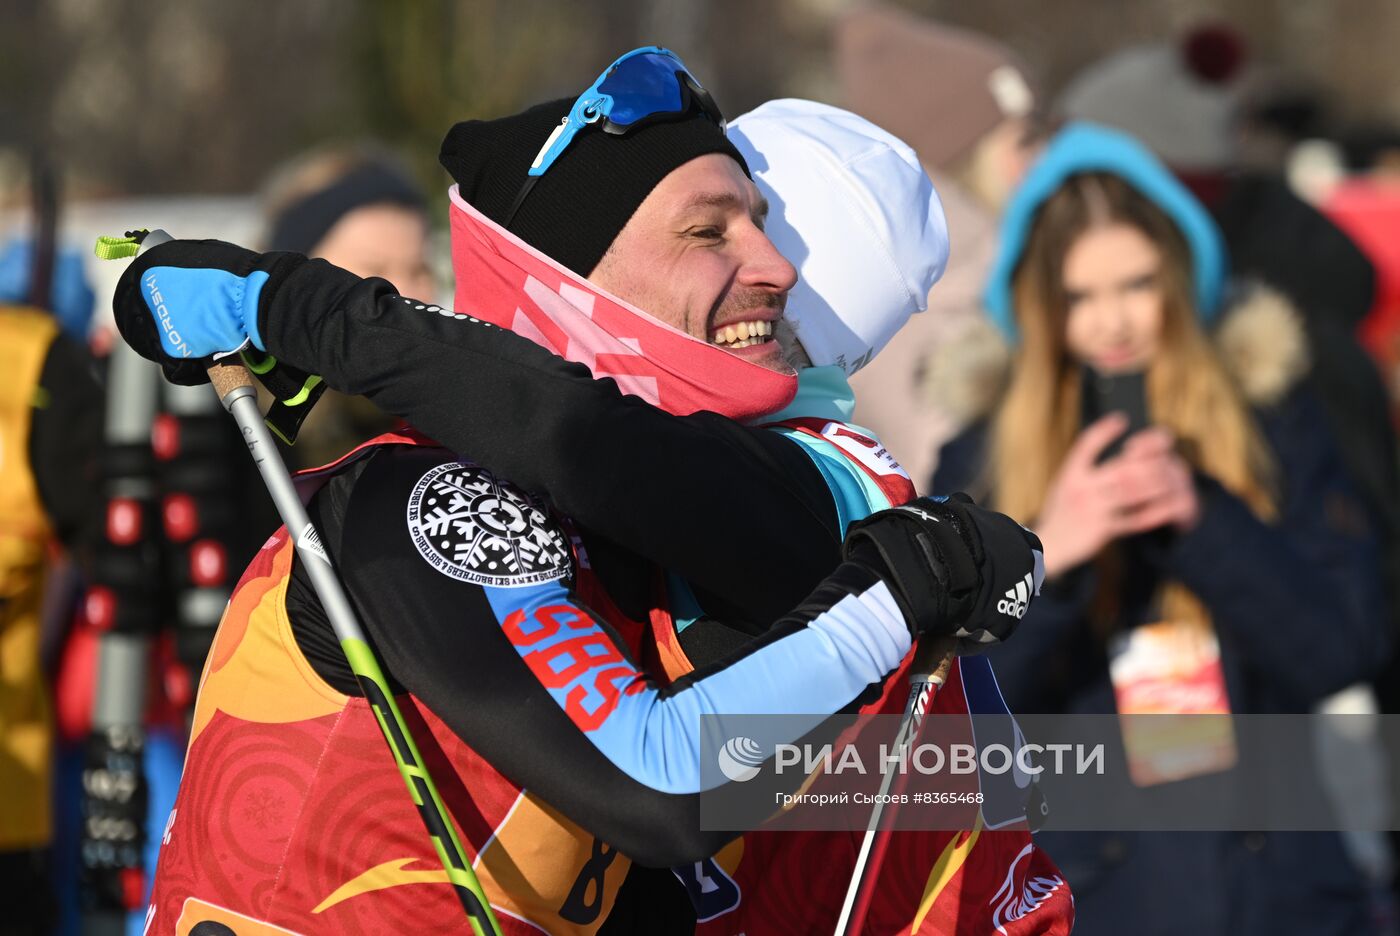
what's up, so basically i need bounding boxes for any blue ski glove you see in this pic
[112,239,303,384]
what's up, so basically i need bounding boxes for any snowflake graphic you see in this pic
[241,787,285,832]
[408,462,571,587]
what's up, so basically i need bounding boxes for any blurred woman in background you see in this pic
[932,122,1388,936]
[260,145,436,467]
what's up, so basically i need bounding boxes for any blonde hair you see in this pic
[990,173,1276,633]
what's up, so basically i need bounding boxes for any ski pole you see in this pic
[96,230,504,936]
[27,147,57,310]
[833,639,956,936]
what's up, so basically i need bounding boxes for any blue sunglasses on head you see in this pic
[504,46,725,228]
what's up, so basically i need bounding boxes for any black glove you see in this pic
[111,238,303,385]
[842,493,1044,653]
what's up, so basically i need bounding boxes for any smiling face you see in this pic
[587,153,798,374]
[1061,222,1165,375]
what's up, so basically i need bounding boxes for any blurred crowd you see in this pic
[5,5,1400,934]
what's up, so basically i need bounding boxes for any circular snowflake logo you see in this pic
[406,461,571,587]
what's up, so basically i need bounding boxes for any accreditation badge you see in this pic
[1108,621,1237,786]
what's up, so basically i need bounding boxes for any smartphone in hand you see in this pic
[1081,367,1150,463]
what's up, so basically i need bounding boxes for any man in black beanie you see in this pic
[440,95,796,372]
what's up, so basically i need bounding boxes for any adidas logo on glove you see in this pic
[997,573,1035,619]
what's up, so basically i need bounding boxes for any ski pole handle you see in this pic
[913,638,956,692]
[207,358,255,398]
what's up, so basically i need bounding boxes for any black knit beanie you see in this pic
[267,160,427,255]
[440,97,750,276]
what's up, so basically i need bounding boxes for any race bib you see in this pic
[1109,621,1237,786]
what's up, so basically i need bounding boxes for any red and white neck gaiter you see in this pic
[448,185,796,422]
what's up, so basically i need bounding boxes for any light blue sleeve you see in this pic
[479,574,911,795]
[770,427,894,534]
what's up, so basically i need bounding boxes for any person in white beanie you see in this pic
[730,98,948,387]
[722,99,1072,936]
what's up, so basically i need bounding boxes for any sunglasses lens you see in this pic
[597,52,688,126]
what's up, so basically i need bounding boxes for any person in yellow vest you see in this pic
[0,241,104,933]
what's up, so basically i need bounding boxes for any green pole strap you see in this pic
[341,638,505,936]
[93,233,145,260]
[241,350,279,375]
[284,373,322,407]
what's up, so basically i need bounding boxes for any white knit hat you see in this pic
[728,99,950,375]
